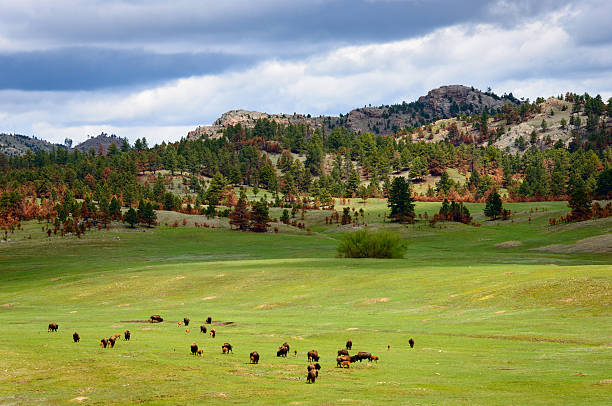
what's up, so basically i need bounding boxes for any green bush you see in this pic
[337,229,407,259]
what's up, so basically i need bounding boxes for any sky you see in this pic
[0,0,611,145]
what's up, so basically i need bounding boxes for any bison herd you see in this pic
[47,317,416,384]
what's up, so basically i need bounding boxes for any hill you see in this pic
[74,133,128,154]
[0,133,65,156]
[187,85,520,139]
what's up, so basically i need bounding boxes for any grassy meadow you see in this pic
[0,200,611,405]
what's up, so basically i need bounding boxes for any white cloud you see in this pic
[1,8,611,145]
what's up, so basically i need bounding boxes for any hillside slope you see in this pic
[0,133,65,156]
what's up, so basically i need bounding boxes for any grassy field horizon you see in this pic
[1,201,610,405]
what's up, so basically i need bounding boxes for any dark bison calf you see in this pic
[250,351,259,364]
[72,332,80,342]
[200,325,207,334]
[190,343,198,355]
[222,343,233,353]
[350,354,359,363]
[409,338,415,348]
[346,339,352,350]
[183,317,190,326]
[100,338,108,348]
[205,316,212,324]
[307,369,317,384]
[337,349,349,356]
[307,350,319,362]
[124,330,131,341]
[48,323,58,332]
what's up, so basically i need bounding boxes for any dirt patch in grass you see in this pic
[120,320,151,323]
[496,241,522,248]
[364,298,391,304]
[213,321,235,326]
[532,234,612,253]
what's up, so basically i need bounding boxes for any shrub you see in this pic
[337,229,406,259]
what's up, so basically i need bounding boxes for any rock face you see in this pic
[74,134,127,154]
[187,85,520,139]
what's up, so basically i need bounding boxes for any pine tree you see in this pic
[388,177,415,223]
[568,177,592,220]
[484,190,503,220]
[124,207,138,228]
[249,198,270,232]
[229,192,250,231]
[109,196,122,220]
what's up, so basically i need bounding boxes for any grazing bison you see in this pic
[345,339,352,350]
[185,328,190,334]
[200,325,207,334]
[205,316,212,324]
[307,369,317,384]
[100,338,109,348]
[48,323,58,332]
[282,342,290,352]
[124,330,131,341]
[250,351,260,364]
[197,349,203,356]
[149,315,163,323]
[177,321,183,327]
[336,355,351,367]
[356,352,371,362]
[409,338,415,348]
[387,344,390,350]
[350,355,359,363]
[338,349,349,357]
[277,345,288,357]
[209,328,216,338]
[307,350,319,362]
[72,332,80,343]
[108,336,116,348]
[308,363,321,377]
[183,317,190,326]
[341,360,351,368]
[222,343,233,353]
[190,343,198,355]
[370,355,379,362]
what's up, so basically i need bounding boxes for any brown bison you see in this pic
[307,369,317,384]
[72,332,80,343]
[190,343,198,355]
[345,339,352,350]
[282,342,290,352]
[336,355,351,367]
[222,343,233,353]
[149,315,163,323]
[307,363,321,377]
[177,321,183,327]
[124,330,131,341]
[209,328,216,338]
[370,355,379,362]
[277,345,288,357]
[341,360,351,368]
[250,351,259,364]
[200,325,207,334]
[205,316,212,324]
[48,323,58,332]
[197,349,203,356]
[100,338,109,348]
[350,354,359,363]
[307,350,319,362]
[356,352,371,362]
[409,338,415,348]
[108,336,116,348]
[183,317,190,326]
[337,349,349,356]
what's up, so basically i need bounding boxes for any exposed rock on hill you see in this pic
[0,133,64,156]
[74,133,127,154]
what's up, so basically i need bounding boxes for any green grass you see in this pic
[0,202,611,405]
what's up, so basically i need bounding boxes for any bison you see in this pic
[108,336,116,348]
[222,343,233,353]
[341,360,351,368]
[205,316,212,324]
[72,332,80,343]
[183,317,190,326]
[197,349,203,356]
[307,350,319,362]
[100,338,109,348]
[337,349,349,357]
[177,321,183,327]
[200,325,207,334]
[350,354,360,363]
[124,330,131,341]
[190,343,198,355]
[48,323,58,332]
[370,355,379,362]
[277,346,288,357]
[307,369,317,384]
[307,363,321,377]
[356,352,371,362]
[345,339,352,350]
[282,342,290,352]
[209,328,216,338]
[149,315,163,323]
[336,355,351,367]
[409,338,415,348]
[250,351,259,364]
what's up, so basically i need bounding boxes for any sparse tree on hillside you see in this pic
[484,190,503,220]
[229,192,250,231]
[388,177,415,223]
[249,198,270,232]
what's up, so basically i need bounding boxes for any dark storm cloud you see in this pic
[0,48,259,90]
